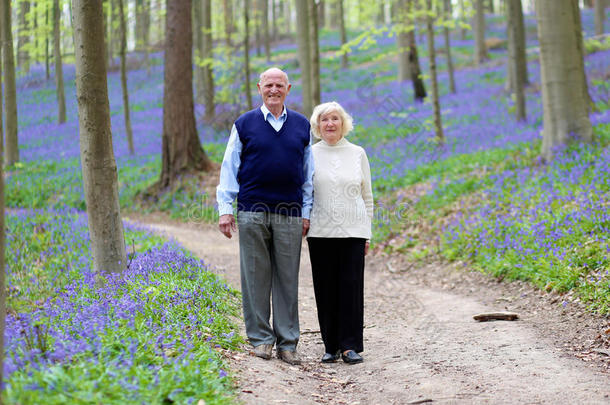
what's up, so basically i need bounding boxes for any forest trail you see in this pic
[131,215,610,404]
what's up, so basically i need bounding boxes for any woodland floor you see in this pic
[128,213,610,405]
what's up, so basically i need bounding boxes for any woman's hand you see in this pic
[364,241,370,256]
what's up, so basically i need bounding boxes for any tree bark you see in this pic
[594,0,606,36]
[202,0,215,119]
[46,5,50,80]
[0,42,5,392]
[73,0,127,275]
[535,0,593,161]
[118,0,134,155]
[17,1,30,72]
[2,0,19,165]
[296,0,312,116]
[338,0,348,69]
[459,0,467,40]
[309,0,321,108]
[244,0,253,110]
[396,0,410,82]
[572,0,594,112]
[507,0,526,121]
[53,0,66,124]
[193,0,204,102]
[474,0,488,65]
[160,0,214,189]
[406,4,427,103]
[263,0,271,60]
[426,0,444,144]
[254,0,262,57]
[443,0,456,93]
[224,0,233,46]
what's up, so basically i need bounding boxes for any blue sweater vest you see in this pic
[235,108,310,216]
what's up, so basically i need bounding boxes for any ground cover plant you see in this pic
[3,6,610,403]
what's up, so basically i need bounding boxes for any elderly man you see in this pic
[216,67,313,365]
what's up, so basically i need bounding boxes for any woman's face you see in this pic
[319,110,343,145]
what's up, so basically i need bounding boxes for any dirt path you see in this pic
[131,216,610,404]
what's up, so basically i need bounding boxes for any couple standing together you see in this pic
[217,67,373,365]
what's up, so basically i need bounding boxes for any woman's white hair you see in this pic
[310,101,354,139]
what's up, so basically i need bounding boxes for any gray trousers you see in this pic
[237,211,303,351]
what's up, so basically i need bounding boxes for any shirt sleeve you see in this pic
[361,149,374,221]
[301,142,314,219]
[216,124,242,216]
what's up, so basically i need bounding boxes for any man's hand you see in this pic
[302,218,310,237]
[364,241,370,256]
[219,214,236,239]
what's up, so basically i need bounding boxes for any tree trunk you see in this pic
[407,4,427,102]
[202,0,215,119]
[17,1,30,73]
[535,0,593,161]
[254,0,262,57]
[244,0,253,110]
[338,0,348,69]
[2,0,19,165]
[507,0,526,121]
[572,0,594,112]
[584,0,594,7]
[73,0,127,275]
[160,0,214,190]
[296,0,312,116]
[443,0,456,93]
[285,0,292,35]
[118,0,134,155]
[224,0,233,46]
[318,0,325,28]
[0,43,5,392]
[594,0,605,36]
[272,0,278,40]
[474,0,488,65]
[396,0,410,82]
[459,0,467,40]
[263,0,271,60]
[426,0,444,144]
[46,5,50,80]
[309,0,320,108]
[487,0,495,13]
[193,0,204,103]
[53,0,66,124]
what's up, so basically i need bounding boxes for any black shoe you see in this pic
[341,350,363,364]
[321,351,341,363]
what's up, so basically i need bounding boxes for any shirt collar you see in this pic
[260,104,287,121]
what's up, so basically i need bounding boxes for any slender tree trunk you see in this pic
[160,0,214,190]
[507,0,526,121]
[443,0,456,93]
[318,0,325,27]
[396,0,410,82]
[338,0,348,69]
[594,0,606,36]
[0,42,5,393]
[584,0,594,7]
[136,0,145,50]
[107,0,114,68]
[474,0,488,65]
[285,0,292,35]
[202,0,215,119]
[224,0,233,46]
[407,4,427,102]
[118,0,134,155]
[426,0,444,144]
[17,1,30,72]
[459,0,467,40]
[309,0,320,108]
[535,0,593,161]
[2,0,19,165]
[193,0,204,102]
[254,0,262,57]
[53,0,66,124]
[296,0,312,116]
[272,0,278,40]
[244,0,253,110]
[46,5,50,80]
[262,0,271,60]
[73,0,127,275]
[487,0,494,13]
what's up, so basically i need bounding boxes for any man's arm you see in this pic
[301,143,314,236]
[217,125,242,238]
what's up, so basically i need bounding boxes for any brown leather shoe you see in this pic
[253,344,273,360]
[277,349,301,365]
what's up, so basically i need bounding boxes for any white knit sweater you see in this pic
[308,137,374,239]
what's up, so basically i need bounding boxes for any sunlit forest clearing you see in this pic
[0,0,609,403]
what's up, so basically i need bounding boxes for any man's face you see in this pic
[257,71,291,110]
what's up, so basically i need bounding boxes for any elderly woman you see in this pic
[307,101,373,364]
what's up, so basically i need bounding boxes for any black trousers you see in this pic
[307,237,366,354]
